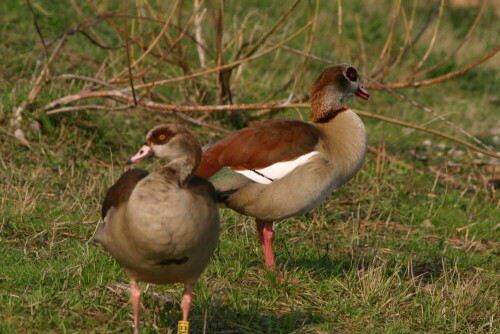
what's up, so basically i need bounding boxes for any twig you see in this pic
[110,0,199,82]
[383,3,413,77]
[135,22,311,90]
[28,34,69,104]
[215,0,228,103]
[275,42,499,90]
[366,43,500,89]
[69,0,110,51]
[59,232,88,240]
[337,0,343,63]
[107,282,176,304]
[25,0,48,60]
[243,0,301,58]
[43,90,309,113]
[370,0,400,78]
[353,108,500,160]
[46,104,134,115]
[354,14,366,70]
[363,76,494,153]
[55,220,98,226]
[43,21,312,111]
[273,44,334,64]
[54,74,122,90]
[377,0,402,82]
[43,88,500,160]
[87,0,129,39]
[122,0,137,105]
[408,0,444,80]
[415,0,486,78]
[194,0,207,67]
[302,0,320,72]
[175,112,232,134]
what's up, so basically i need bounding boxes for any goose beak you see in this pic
[127,145,154,164]
[355,86,370,100]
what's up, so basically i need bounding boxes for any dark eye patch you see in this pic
[346,67,358,82]
[149,127,175,144]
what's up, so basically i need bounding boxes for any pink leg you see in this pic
[256,220,276,271]
[180,286,193,321]
[130,280,141,334]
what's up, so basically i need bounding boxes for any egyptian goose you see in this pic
[196,64,369,272]
[95,124,220,333]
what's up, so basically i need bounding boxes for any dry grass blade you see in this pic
[337,0,343,63]
[354,13,366,70]
[243,0,301,58]
[407,0,444,80]
[370,0,440,79]
[122,0,137,105]
[376,0,402,82]
[194,0,208,67]
[25,0,48,60]
[415,0,487,78]
[369,0,401,78]
[28,34,69,105]
[122,0,182,76]
[384,1,416,77]
[69,0,108,53]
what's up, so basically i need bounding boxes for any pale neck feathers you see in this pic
[316,110,367,184]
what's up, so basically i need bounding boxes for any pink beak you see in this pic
[127,145,154,164]
[355,86,370,100]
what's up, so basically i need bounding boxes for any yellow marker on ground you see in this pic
[177,320,189,334]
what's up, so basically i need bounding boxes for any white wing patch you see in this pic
[234,151,319,184]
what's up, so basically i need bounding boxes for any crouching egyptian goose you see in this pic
[196,64,369,273]
[95,124,220,333]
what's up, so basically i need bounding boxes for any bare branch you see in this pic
[354,108,500,160]
[365,43,500,89]
[415,0,487,78]
[337,0,343,63]
[46,104,134,115]
[243,0,302,58]
[407,0,444,80]
[363,76,494,153]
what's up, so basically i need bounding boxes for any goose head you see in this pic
[310,64,369,123]
[127,124,202,169]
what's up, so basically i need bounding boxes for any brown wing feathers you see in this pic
[101,168,149,219]
[197,119,321,178]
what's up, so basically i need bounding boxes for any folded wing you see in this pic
[197,119,321,180]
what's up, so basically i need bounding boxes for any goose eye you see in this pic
[158,134,166,140]
[346,67,358,82]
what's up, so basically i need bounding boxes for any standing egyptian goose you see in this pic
[95,124,220,333]
[196,64,369,272]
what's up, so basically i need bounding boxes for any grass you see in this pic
[1,1,499,333]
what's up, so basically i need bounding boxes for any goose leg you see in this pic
[256,220,276,271]
[130,280,141,334]
[180,286,193,321]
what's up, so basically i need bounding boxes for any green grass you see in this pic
[1,1,499,333]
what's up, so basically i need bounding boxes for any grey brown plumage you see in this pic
[95,124,219,332]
